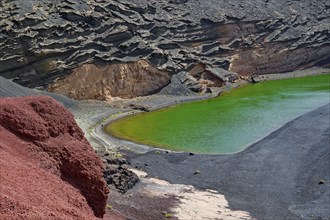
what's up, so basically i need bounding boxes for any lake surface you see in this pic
[106,74,330,154]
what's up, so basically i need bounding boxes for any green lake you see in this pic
[106,74,330,154]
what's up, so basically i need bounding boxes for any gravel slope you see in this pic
[0,76,76,108]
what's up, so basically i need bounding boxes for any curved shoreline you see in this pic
[72,67,330,220]
[95,68,329,154]
[124,103,330,220]
[93,94,216,153]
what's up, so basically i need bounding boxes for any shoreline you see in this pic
[94,67,329,154]
[70,67,330,219]
[258,67,330,81]
[124,104,330,220]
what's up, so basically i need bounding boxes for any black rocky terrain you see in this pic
[0,0,329,93]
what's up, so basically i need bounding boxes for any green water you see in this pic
[106,74,330,154]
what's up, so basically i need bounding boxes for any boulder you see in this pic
[251,75,262,83]
[103,165,140,194]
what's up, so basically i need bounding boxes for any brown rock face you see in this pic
[0,96,109,219]
[229,42,330,75]
[48,60,170,100]
[188,63,224,92]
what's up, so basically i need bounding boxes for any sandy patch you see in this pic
[174,190,252,220]
[131,169,252,220]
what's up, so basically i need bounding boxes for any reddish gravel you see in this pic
[0,96,109,219]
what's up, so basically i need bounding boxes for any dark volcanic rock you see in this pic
[0,96,109,219]
[97,148,139,194]
[0,0,329,93]
[104,165,140,194]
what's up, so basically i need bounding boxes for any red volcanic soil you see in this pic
[0,96,109,219]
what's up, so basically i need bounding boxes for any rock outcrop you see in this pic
[102,154,140,194]
[0,96,109,219]
[48,60,170,100]
[0,0,329,96]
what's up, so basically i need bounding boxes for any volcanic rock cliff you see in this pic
[48,60,170,101]
[0,0,329,98]
[0,96,109,219]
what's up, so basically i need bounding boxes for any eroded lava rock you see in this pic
[0,96,109,219]
[0,0,328,97]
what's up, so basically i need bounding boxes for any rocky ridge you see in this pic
[0,96,109,219]
[0,0,329,98]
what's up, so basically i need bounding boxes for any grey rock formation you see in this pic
[0,0,329,95]
[159,72,195,96]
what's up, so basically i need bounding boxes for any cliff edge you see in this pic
[0,0,328,98]
[0,96,109,219]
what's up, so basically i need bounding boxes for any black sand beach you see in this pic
[124,104,330,220]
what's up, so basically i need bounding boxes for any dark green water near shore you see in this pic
[106,74,330,154]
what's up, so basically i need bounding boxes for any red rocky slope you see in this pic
[0,96,109,219]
